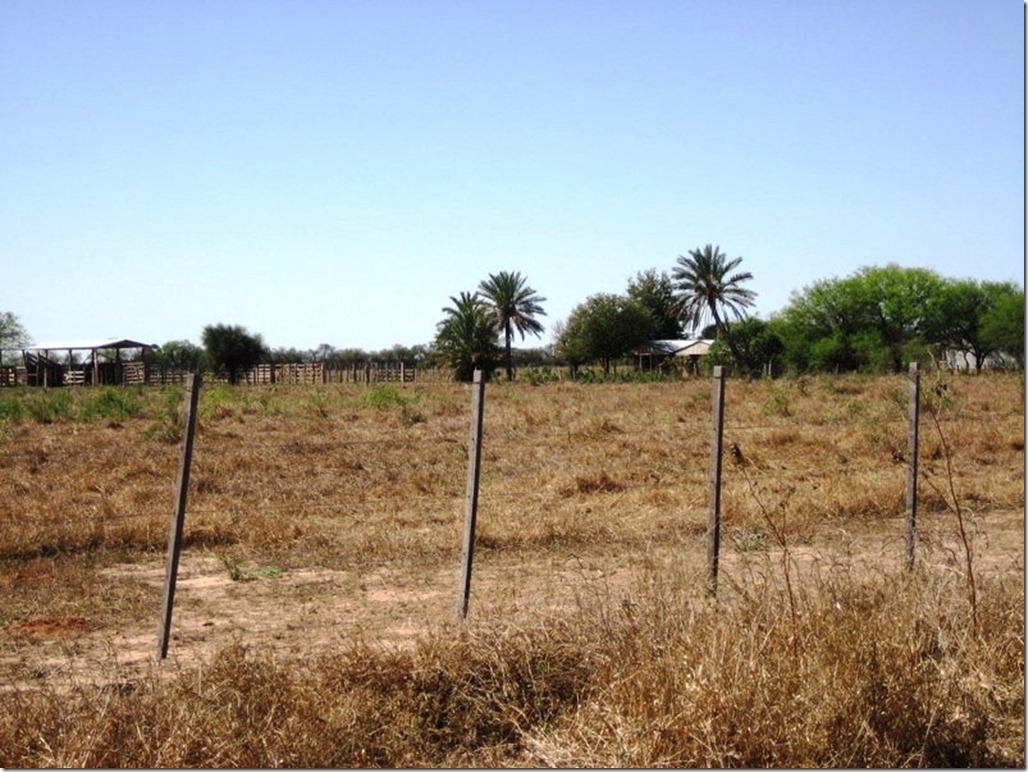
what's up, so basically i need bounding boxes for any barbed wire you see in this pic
[6,457,1020,532]
[2,408,1014,462]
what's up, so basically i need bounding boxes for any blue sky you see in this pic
[1,1,1023,352]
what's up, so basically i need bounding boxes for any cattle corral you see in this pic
[0,344,425,388]
[0,372,1023,766]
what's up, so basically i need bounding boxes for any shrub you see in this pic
[25,390,73,423]
[365,383,412,409]
[82,387,143,420]
[0,395,26,422]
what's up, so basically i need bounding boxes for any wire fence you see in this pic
[1,369,1023,659]
[2,389,1019,529]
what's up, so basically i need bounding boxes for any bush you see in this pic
[0,395,26,422]
[82,387,143,420]
[365,383,412,409]
[25,390,73,423]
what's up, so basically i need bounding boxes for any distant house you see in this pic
[635,339,714,375]
[943,348,1017,373]
[0,338,157,387]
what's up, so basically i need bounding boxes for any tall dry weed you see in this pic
[1,565,1021,767]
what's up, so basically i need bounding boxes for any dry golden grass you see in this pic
[0,372,1023,766]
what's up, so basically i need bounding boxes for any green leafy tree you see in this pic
[773,277,869,372]
[980,291,1025,369]
[310,343,338,362]
[556,293,656,375]
[0,311,31,349]
[377,343,430,366]
[851,264,945,371]
[926,279,1022,371]
[705,317,785,377]
[626,269,682,339]
[201,324,268,384]
[775,264,945,373]
[477,271,547,381]
[266,347,312,364]
[434,292,500,381]
[334,348,372,367]
[672,245,757,374]
[155,340,204,370]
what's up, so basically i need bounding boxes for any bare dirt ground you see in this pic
[3,507,1021,693]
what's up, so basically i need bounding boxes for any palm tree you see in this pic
[434,292,500,381]
[672,245,757,374]
[477,271,547,380]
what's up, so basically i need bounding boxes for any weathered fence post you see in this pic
[156,372,201,659]
[708,365,726,594]
[457,369,486,619]
[905,362,920,571]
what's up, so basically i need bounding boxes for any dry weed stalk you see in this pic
[921,371,980,635]
[735,459,799,630]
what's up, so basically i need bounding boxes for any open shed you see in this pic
[0,339,157,387]
[635,339,714,375]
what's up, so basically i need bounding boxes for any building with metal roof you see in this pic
[635,338,714,374]
[0,338,157,387]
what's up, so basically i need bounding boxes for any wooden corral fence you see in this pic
[0,363,195,388]
[0,362,424,387]
[241,362,419,386]
[146,366,194,385]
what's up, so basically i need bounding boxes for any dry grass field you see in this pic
[0,371,1023,767]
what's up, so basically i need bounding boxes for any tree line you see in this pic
[155,331,433,385]
[1,248,1022,383]
[434,248,1023,380]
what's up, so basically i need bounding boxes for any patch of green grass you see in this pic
[0,394,27,422]
[143,391,185,443]
[762,385,792,417]
[25,390,74,423]
[365,383,413,409]
[217,552,283,581]
[82,387,144,420]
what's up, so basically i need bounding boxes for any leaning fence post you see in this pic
[457,369,486,619]
[905,362,920,571]
[157,372,201,659]
[707,366,726,594]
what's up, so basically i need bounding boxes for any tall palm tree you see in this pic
[477,271,547,380]
[672,245,757,374]
[434,292,500,381]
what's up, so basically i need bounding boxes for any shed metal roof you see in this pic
[18,339,157,351]
[641,339,714,356]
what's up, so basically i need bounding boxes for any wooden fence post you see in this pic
[156,372,201,659]
[707,366,726,594]
[905,362,920,571]
[457,369,486,619]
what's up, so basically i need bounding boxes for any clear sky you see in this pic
[1,1,1023,352]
